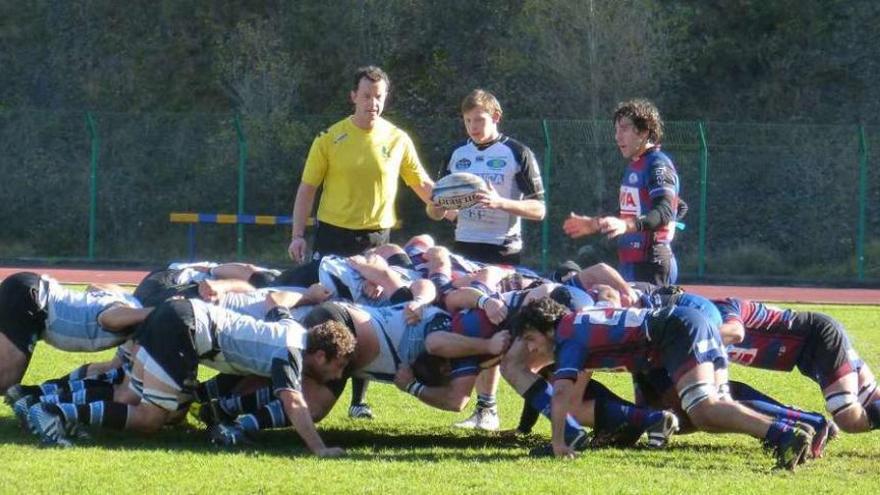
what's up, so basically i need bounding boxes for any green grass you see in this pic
[1,304,879,494]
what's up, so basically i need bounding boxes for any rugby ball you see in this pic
[432,172,487,210]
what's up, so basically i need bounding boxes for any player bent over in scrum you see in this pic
[0,272,150,395]
[513,297,814,470]
[27,298,354,457]
[717,298,880,435]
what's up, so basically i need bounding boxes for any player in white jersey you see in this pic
[430,97,548,435]
[0,272,151,395]
[27,297,355,457]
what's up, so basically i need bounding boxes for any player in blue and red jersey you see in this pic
[564,99,680,285]
[716,297,880,435]
[513,297,814,469]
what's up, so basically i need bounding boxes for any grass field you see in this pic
[1,304,878,494]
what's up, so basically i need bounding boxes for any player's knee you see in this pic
[679,381,718,427]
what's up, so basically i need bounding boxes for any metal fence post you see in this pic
[85,112,99,260]
[234,114,248,259]
[697,121,709,279]
[541,119,552,273]
[857,125,868,281]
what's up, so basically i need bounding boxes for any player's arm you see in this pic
[551,378,577,458]
[575,263,637,305]
[97,306,154,331]
[395,365,475,412]
[719,320,745,345]
[277,388,342,457]
[273,351,343,457]
[600,161,678,238]
[424,330,510,358]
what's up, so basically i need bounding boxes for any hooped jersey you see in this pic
[552,307,652,381]
[617,147,679,263]
[439,135,544,251]
[714,298,804,370]
[317,255,421,305]
[190,299,308,393]
[41,277,142,352]
[219,287,314,322]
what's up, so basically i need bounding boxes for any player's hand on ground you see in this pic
[198,280,221,303]
[316,446,346,458]
[552,442,576,459]
[484,297,508,325]
[288,237,307,263]
[393,365,416,391]
[487,330,512,355]
[306,283,332,303]
[403,300,425,324]
[475,182,505,210]
[598,216,628,238]
[562,213,600,238]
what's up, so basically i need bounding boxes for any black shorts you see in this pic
[133,269,199,307]
[134,299,200,391]
[313,222,390,259]
[0,272,47,355]
[453,241,521,265]
[796,312,855,388]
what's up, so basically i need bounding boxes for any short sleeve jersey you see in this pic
[301,117,430,230]
[191,300,308,395]
[439,135,544,250]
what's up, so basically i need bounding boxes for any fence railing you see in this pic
[0,111,875,283]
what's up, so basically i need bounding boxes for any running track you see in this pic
[1,266,877,305]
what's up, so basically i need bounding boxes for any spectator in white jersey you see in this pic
[430,89,546,432]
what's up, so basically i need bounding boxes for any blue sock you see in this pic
[742,399,825,431]
[728,380,784,406]
[764,419,794,445]
[594,396,664,433]
[523,379,584,442]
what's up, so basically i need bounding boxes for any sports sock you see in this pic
[351,378,369,407]
[476,393,496,410]
[741,399,825,432]
[523,379,583,442]
[728,380,784,406]
[50,401,129,430]
[764,419,795,445]
[218,387,273,416]
[238,400,289,432]
[594,395,664,433]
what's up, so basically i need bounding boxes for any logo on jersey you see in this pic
[628,173,639,184]
[455,158,472,170]
[727,346,757,365]
[333,133,348,144]
[381,146,392,159]
[475,155,484,162]
[619,186,641,214]
[486,158,507,169]
[475,172,504,185]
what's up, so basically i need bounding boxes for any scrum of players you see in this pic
[1,235,878,470]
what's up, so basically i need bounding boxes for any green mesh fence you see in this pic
[0,110,875,283]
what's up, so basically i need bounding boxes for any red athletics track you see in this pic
[0,266,877,305]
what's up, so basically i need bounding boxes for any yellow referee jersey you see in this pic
[301,116,429,230]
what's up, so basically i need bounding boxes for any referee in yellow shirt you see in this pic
[288,66,436,262]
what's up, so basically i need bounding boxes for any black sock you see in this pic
[351,378,369,407]
[77,401,129,430]
[516,400,540,433]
